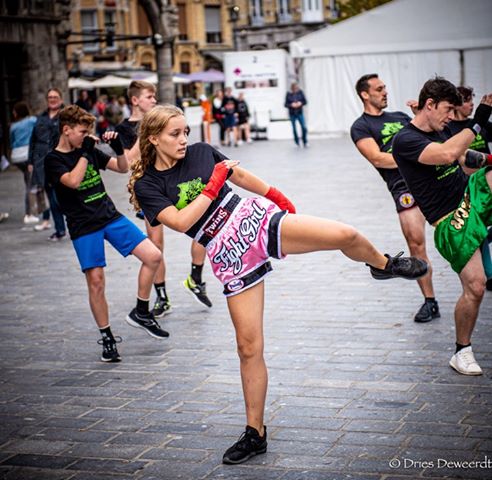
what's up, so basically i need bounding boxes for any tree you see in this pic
[336,0,393,21]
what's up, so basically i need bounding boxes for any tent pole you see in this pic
[459,49,464,86]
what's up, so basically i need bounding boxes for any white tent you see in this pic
[91,75,131,88]
[290,0,492,135]
[68,78,94,89]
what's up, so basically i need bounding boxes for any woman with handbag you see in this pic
[9,101,37,224]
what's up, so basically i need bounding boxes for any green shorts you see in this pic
[434,167,492,273]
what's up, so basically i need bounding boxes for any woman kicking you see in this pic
[128,105,427,465]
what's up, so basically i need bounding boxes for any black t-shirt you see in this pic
[392,123,468,224]
[448,120,491,154]
[115,119,139,150]
[134,142,230,238]
[350,111,411,192]
[45,148,121,239]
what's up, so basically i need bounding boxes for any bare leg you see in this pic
[191,240,207,265]
[456,249,485,345]
[131,239,162,299]
[85,267,109,328]
[280,214,388,269]
[145,220,165,284]
[398,207,434,297]
[227,282,266,435]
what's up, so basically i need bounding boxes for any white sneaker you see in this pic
[24,214,39,224]
[34,222,52,231]
[449,346,483,375]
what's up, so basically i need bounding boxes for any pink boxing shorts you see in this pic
[195,192,288,296]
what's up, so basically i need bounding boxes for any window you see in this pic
[81,10,99,52]
[302,0,323,23]
[251,0,264,26]
[205,6,221,43]
[278,0,291,23]
[177,3,188,40]
[104,9,117,51]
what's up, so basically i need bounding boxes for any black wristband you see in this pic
[467,122,481,136]
[109,136,124,156]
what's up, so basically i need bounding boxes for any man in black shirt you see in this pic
[393,77,492,376]
[45,105,169,363]
[116,80,213,314]
[351,74,439,323]
[448,86,492,290]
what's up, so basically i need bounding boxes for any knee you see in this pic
[405,233,425,255]
[340,225,359,247]
[147,248,162,269]
[236,336,263,363]
[87,272,104,297]
[465,278,485,302]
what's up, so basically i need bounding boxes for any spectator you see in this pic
[9,101,37,224]
[285,82,308,148]
[200,94,213,144]
[28,87,67,240]
[103,96,123,131]
[212,89,225,146]
[118,95,131,119]
[93,95,109,137]
[75,90,92,111]
[237,92,253,144]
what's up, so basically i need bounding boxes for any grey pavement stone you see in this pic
[1,137,491,479]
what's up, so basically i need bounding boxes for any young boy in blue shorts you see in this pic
[45,105,169,363]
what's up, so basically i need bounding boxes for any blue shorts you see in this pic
[72,216,147,272]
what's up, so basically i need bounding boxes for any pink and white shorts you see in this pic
[195,193,288,296]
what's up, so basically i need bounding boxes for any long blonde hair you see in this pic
[128,104,185,211]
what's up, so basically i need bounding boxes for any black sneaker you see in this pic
[414,299,440,323]
[367,251,428,280]
[183,275,212,308]
[125,308,169,339]
[153,296,172,319]
[222,426,267,465]
[97,336,122,363]
[486,278,492,291]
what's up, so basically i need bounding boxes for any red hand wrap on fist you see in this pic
[201,161,230,200]
[265,186,296,214]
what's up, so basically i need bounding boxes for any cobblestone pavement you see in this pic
[0,137,491,480]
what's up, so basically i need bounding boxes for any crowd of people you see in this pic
[1,74,491,466]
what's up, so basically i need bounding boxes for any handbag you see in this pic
[10,145,29,164]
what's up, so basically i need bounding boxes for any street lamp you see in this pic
[228,5,240,50]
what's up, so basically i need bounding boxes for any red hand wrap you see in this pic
[201,161,230,200]
[265,186,296,214]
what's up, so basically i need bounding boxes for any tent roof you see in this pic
[291,0,492,58]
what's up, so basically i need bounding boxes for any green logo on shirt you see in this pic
[381,122,405,147]
[469,133,486,152]
[78,164,101,191]
[176,178,206,210]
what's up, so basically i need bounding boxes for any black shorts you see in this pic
[389,178,417,213]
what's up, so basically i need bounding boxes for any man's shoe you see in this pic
[449,346,483,375]
[48,232,66,242]
[367,251,428,280]
[153,296,172,319]
[97,336,122,363]
[125,308,169,339]
[414,299,440,323]
[23,214,38,224]
[223,426,267,465]
[183,275,212,308]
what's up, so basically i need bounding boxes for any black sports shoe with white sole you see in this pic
[153,296,172,319]
[183,275,212,308]
[222,426,267,465]
[97,336,122,362]
[414,299,440,323]
[126,308,169,339]
[368,251,428,280]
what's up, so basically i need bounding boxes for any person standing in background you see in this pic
[9,101,37,224]
[28,88,66,240]
[285,82,308,148]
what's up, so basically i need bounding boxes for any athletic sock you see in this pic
[100,326,115,341]
[136,297,150,316]
[425,297,436,303]
[455,342,471,353]
[191,263,204,284]
[154,282,167,299]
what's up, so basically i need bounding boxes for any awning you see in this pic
[91,75,132,88]
[187,69,224,83]
[138,73,191,84]
[68,78,95,89]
